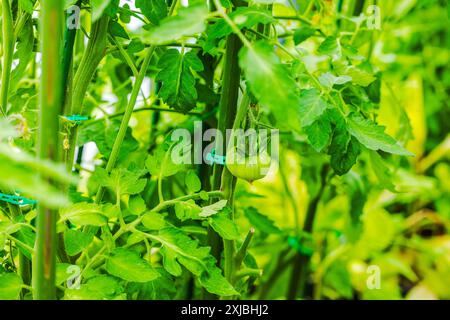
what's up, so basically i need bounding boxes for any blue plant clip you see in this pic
[63,115,89,124]
[0,193,37,206]
[206,148,226,166]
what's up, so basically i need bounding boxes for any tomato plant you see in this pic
[0,0,449,301]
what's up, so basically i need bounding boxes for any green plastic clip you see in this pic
[63,115,89,124]
[288,232,315,257]
[206,148,226,166]
[0,193,37,206]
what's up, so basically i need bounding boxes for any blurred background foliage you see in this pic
[240,0,450,299]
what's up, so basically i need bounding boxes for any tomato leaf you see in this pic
[156,49,204,113]
[347,113,414,156]
[105,248,160,282]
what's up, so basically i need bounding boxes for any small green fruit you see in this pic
[225,147,271,182]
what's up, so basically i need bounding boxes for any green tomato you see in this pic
[225,147,271,182]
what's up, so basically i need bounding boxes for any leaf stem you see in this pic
[94,46,156,204]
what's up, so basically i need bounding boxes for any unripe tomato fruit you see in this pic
[225,147,271,182]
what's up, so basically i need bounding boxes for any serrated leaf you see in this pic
[341,66,376,87]
[199,200,228,218]
[128,195,147,215]
[105,248,160,282]
[156,49,204,113]
[244,207,281,234]
[347,113,413,156]
[91,0,112,22]
[154,227,237,296]
[305,113,332,152]
[293,26,316,44]
[299,89,328,127]
[239,40,301,131]
[96,167,147,197]
[317,36,341,57]
[318,72,352,89]
[142,212,167,230]
[328,115,361,175]
[209,212,240,240]
[142,3,209,44]
[369,151,396,191]
[56,263,78,285]
[205,8,274,52]
[64,229,93,256]
[136,0,167,25]
[175,200,202,221]
[19,0,34,13]
[146,145,185,177]
[64,275,124,300]
[0,221,22,235]
[0,273,23,300]
[185,170,201,193]
[60,203,107,227]
[108,20,129,39]
[317,36,340,57]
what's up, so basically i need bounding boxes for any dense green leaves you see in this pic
[152,227,237,296]
[2,0,445,302]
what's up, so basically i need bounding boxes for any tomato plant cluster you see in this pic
[0,0,449,301]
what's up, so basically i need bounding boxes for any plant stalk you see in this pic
[64,16,109,172]
[33,0,64,300]
[207,2,246,281]
[1,0,14,115]
[287,165,329,299]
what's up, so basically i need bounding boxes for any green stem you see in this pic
[207,1,246,281]
[94,46,156,204]
[109,35,138,77]
[221,94,250,285]
[1,0,14,116]
[151,191,224,213]
[65,16,109,172]
[279,155,300,234]
[234,228,255,270]
[84,106,203,124]
[287,165,329,300]
[33,0,64,300]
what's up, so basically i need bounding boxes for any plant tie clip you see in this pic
[63,115,90,125]
[288,232,315,257]
[0,192,37,206]
[206,148,226,165]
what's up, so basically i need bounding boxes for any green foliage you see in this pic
[1,0,448,302]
